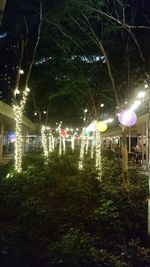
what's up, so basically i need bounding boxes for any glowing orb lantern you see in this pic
[60,129,67,137]
[96,121,107,132]
[86,121,96,132]
[118,109,137,127]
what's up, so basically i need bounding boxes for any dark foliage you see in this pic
[0,151,149,267]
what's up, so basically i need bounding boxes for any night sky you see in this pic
[0,0,150,126]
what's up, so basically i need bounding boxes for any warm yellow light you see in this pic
[137,91,145,99]
[41,125,49,158]
[96,121,107,132]
[14,89,20,95]
[95,130,102,180]
[13,87,30,172]
[20,69,24,74]
[130,100,140,111]
[79,129,85,170]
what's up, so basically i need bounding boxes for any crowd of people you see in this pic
[109,143,146,164]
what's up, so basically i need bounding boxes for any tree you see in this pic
[43,0,150,184]
[4,0,43,172]
[0,0,6,26]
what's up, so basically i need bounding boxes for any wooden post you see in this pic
[128,127,131,153]
[121,125,129,186]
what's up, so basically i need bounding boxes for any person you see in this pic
[135,144,141,164]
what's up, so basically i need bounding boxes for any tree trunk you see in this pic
[95,129,102,180]
[14,112,23,172]
[79,128,85,170]
[13,1,43,172]
[0,0,6,26]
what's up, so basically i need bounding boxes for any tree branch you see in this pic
[25,0,43,88]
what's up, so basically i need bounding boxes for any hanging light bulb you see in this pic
[19,69,24,74]
[14,89,20,95]
[26,87,30,92]
[137,91,145,99]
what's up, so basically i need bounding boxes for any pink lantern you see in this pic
[118,109,137,127]
[60,129,67,137]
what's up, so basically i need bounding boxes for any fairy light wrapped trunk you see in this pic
[58,126,61,156]
[12,1,42,172]
[13,88,30,172]
[13,107,23,172]
[62,137,66,154]
[71,136,75,151]
[79,129,85,170]
[95,121,108,179]
[41,125,49,158]
[95,129,102,180]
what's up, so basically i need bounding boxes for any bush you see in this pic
[0,150,149,267]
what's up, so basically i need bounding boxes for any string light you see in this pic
[57,122,63,156]
[14,89,20,95]
[62,137,66,153]
[130,100,140,111]
[95,129,102,180]
[26,87,30,92]
[71,136,75,151]
[49,135,52,152]
[79,129,85,170]
[59,136,62,155]
[137,91,145,99]
[13,87,30,172]
[41,125,49,158]
[19,69,24,74]
[52,136,55,150]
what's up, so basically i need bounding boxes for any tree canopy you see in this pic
[0,0,150,125]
